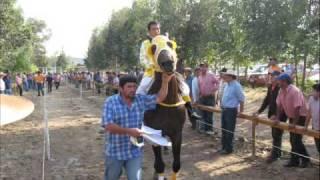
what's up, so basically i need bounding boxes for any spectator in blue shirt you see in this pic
[191,67,200,103]
[3,71,12,95]
[220,70,245,155]
[184,67,193,96]
[102,74,173,180]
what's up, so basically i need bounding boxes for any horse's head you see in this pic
[147,35,178,74]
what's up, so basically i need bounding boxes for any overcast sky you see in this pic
[17,0,133,58]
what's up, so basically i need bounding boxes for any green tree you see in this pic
[56,51,69,70]
[0,0,50,72]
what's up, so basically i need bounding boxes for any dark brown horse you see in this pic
[143,35,186,180]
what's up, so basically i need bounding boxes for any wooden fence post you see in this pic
[252,120,257,157]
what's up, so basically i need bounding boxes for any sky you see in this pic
[17,0,134,58]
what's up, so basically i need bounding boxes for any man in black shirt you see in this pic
[46,73,53,93]
[254,71,286,163]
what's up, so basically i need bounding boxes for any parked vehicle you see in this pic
[307,64,319,82]
[247,64,269,87]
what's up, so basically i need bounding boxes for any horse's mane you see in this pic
[148,72,184,104]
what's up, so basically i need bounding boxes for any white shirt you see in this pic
[218,80,227,102]
[113,77,119,86]
[139,40,152,68]
[191,77,199,102]
[308,96,320,130]
[0,78,5,91]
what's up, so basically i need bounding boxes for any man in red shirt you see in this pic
[274,73,310,168]
[197,62,219,133]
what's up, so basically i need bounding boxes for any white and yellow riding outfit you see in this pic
[136,35,191,103]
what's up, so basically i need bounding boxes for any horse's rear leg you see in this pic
[152,145,165,180]
[171,132,182,180]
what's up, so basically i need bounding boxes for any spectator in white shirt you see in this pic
[0,72,6,94]
[305,83,320,153]
[191,67,200,103]
[217,68,227,106]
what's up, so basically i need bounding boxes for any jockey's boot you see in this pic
[185,102,201,129]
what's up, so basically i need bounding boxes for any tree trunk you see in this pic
[244,65,248,79]
[301,48,308,91]
[293,47,299,86]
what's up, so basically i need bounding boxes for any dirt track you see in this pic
[0,84,319,180]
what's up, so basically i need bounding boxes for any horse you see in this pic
[143,35,186,180]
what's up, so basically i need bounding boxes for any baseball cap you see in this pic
[271,71,281,76]
[276,73,291,81]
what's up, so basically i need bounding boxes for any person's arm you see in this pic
[106,124,141,137]
[239,101,244,113]
[305,106,312,129]
[236,83,245,113]
[290,92,305,128]
[191,78,197,103]
[256,87,270,114]
[289,106,301,129]
[139,41,152,69]
[274,102,282,119]
[273,91,282,121]
[156,73,174,103]
[139,42,145,66]
[102,99,141,137]
[212,75,220,93]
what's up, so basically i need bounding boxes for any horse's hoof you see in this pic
[163,147,169,155]
[171,173,177,180]
[153,172,167,180]
[153,172,157,180]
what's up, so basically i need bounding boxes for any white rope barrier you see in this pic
[197,120,320,162]
[42,126,46,180]
[41,83,52,180]
[44,89,51,160]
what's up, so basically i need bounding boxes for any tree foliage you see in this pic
[56,51,69,70]
[86,0,318,76]
[0,0,50,72]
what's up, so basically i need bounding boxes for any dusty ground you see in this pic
[0,84,319,180]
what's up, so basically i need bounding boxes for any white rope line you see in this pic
[42,83,52,180]
[42,125,46,180]
[41,83,47,180]
[44,93,51,160]
[197,120,320,162]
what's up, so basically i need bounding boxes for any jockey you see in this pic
[137,21,160,94]
[137,21,199,121]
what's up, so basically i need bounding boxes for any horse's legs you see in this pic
[171,132,182,180]
[152,145,165,180]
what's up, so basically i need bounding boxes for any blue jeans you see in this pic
[199,95,215,131]
[5,89,12,95]
[221,108,238,152]
[23,81,29,91]
[37,83,44,96]
[105,156,142,180]
[27,80,33,90]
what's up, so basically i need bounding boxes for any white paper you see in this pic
[141,125,162,135]
[141,125,172,147]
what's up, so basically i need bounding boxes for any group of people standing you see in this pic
[184,63,245,155]
[254,70,319,168]
[185,59,319,168]
[0,70,62,96]
[67,71,122,95]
